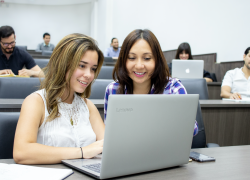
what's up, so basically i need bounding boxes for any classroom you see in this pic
[0,0,250,179]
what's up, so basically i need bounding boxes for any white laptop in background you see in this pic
[62,94,199,179]
[172,59,204,79]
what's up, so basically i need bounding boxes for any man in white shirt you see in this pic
[221,47,250,99]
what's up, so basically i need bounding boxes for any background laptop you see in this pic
[172,59,204,79]
[62,94,199,179]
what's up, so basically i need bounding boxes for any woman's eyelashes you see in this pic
[128,56,152,60]
[79,64,97,72]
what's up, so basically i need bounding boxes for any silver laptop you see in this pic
[62,94,199,179]
[172,60,204,79]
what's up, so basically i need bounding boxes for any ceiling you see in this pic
[2,0,93,5]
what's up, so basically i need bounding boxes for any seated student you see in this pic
[13,33,105,164]
[168,42,213,82]
[104,29,198,136]
[36,32,55,52]
[104,37,120,58]
[221,47,250,100]
[0,26,44,77]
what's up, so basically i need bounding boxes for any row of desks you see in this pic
[1,99,250,147]
[1,145,250,179]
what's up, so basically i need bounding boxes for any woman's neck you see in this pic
[61,88,74,104]
[133,80,152,94]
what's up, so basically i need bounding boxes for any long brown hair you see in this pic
[40,33,104,122]
[113,29,169,94]
[175,42,193,60]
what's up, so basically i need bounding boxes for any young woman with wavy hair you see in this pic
[14,33,105,164]
[104,29,198,136]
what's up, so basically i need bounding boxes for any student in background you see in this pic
[14,33,105,164]
[0,25,43,77]
[168,42,213,82]
[221,47,250,100]
[36,32,55,52]
[104,29,198,136]
[104,37,120,58]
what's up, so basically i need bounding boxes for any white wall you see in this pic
[97,0,249,62]
[0,3,91,49]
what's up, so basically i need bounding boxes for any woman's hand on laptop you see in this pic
[82,139,104,159]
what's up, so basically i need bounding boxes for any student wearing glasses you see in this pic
[13,34,105,164]
[104,29,198,136]
[0,26,43,77]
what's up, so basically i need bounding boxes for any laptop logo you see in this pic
[116,108,133,112]
[185,68,190,73]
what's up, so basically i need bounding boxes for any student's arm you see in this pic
[221,86,241,99]
[203,70,213,82]
[19,65,45,77]
[13,94,103,165]
[204,77,213,82]
[0,69,14,75]
[220,70,241,99]
[86,99,105,140]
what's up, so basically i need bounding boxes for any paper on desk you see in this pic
[0,163,73,180]
[222,98,250,102]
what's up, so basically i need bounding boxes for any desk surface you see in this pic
[1,145,250,180]
[1,99,250,109]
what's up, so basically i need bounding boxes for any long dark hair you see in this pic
[175,42,193,60]
[113,29,169,94]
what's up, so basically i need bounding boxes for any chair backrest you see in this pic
[0,77,41,98]
[16,46,27,51]
[34,59,49,69]
[180,78,209,99]
[191,103,206,148]
[89,79,114,99]
[42,51,52,56]
[97,66,114,79]
[0,112,20,159]
[104,57,113,62]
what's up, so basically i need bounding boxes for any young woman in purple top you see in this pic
[104,29,198,136]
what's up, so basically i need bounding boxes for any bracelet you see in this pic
[80,147,83,159]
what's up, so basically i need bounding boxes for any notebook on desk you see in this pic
[62,94,199,179]
[172,60,204,79]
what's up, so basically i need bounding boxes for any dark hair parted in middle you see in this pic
[113,29,170,94]
[175,42,193,59]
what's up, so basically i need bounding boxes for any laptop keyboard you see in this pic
[83,163,101,173]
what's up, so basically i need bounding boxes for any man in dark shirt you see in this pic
[0,26,43,77]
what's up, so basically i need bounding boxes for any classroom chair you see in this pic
[89,79,114,99]
[34,59,49,69]
[42,51,53,56]
[16,46,27,51]
[180,78,209,99]
[97,66,114,79]
[191,103,219,148]
[0,112,20,159]
[0,77,41,98]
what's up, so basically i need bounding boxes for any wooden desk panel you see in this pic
[1,146,250,180]
[207,82,221,100]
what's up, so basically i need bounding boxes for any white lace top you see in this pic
[35,89,96,147]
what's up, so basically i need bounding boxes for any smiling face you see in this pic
[179,51,189,60]
[68,50,98,95]
[126,39,155,88]
[111,38,119,50]
[243,51,250,70]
